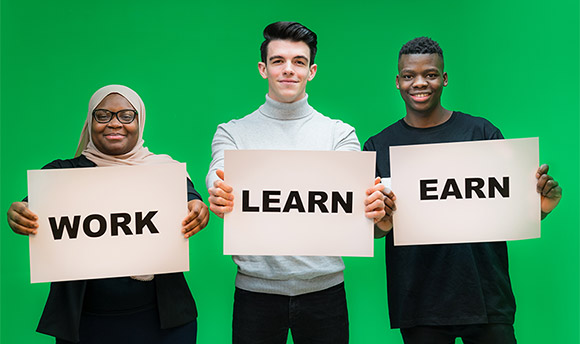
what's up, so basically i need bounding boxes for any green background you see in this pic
[1,0,578,343]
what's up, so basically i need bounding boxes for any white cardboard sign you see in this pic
[27,163,189,283]
[224,150,376,256]
[390,138,540,246]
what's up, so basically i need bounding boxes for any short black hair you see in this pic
[260,21,317,65]
[399,37,443,61]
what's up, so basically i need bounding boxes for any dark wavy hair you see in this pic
[260,21,317,65]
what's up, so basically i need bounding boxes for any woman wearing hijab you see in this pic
[7,85,208,343]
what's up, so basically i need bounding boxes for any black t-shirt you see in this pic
[31,155,201,315]
[363,112,516,329]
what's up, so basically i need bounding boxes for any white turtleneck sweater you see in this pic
[206,94,360,296]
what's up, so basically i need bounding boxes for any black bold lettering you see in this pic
[48,215,81,240]
[136,211,159,234]
[465,177,486,199]
[282,191,306,213]
[308,191,329,213]
[242,190,259,212]
[83,214,107,238]
[420,179,439,200]
[263,190,281,212]
[489,176,510,198]
[111,213,132,236]
[440,179,463,200]
[331,191,353,213]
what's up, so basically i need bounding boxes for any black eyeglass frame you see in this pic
[92,109,138,124]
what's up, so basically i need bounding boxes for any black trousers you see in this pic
[400,324,516,344]
[233,283,349,344]
[55,307,197,344]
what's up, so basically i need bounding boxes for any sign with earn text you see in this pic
[389,138,540,246]
[27,163,189,283]
[224,150,376,256]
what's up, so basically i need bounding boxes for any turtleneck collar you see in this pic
[259,94,314,120]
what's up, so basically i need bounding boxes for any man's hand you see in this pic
[208,169,234,219]
[376,185,396,234]
[365,178,387,223]
[7,202,38,235]
[536,164,562,219]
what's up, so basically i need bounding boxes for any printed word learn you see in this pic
[242,190,353,213]
[420,177,510,200]
[48,211,160,240]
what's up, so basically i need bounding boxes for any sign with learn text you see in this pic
[390,138,540,246]
[224,150,376,256]
[28,163,189,283]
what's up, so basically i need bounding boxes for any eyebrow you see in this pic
[268,55,309,61]
[400,67,440,73]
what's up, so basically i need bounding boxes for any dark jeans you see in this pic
[400,324,516,344]
[233,283,349,344]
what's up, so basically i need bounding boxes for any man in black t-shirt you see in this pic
[365,37,563,344]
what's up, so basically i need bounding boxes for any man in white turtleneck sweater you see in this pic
[206,22,388,344]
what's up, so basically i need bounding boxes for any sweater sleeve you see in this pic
[206,124,238,190]
[333,121,361,152]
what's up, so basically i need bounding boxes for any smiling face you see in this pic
[90,93,139,155]
[258,39,317,103]
[396,53,448,117]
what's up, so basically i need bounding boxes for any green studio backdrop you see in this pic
[1,1,578,343]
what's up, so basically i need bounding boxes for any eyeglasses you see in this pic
[92,109,138,124]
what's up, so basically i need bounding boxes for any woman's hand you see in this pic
[181,200,210,239]
[7,202,39,235]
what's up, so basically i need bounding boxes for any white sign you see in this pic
[28,163,189,283]
[224,150,376,256]
[390,138,540,246]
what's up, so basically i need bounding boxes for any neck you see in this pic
[404,106,452,128]
[259,94,313,120]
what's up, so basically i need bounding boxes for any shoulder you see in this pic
[42,155,96,170]
[312,109,355,131]
[363,119,404,150]
[452,111,503,138]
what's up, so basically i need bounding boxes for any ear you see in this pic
[442,72,448,87]
[307,64,317,81]
[258,62,268,79]
[396,75,400,89]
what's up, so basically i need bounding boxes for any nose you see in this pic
[412,75,428,88]
[282,61,294,75]
[107,114,123,127]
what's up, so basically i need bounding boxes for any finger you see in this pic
[209,203,233,218]
[365,190,385,206]
[365,198,385,213]
[212,180,234,195]
[7,217,37,235]
[536,174,551,193]
[365,209,386,222]
[384,201,396,215]
[8,210,39,230]
[367,183,385,195]
[374,177,381,186]
[216,169,225,181]
[182,201,202,226]
[208,194,234,208]
[536,164,549,178]
[542,180,561,197]
[184,209,209,238]
[10,202,38,221]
